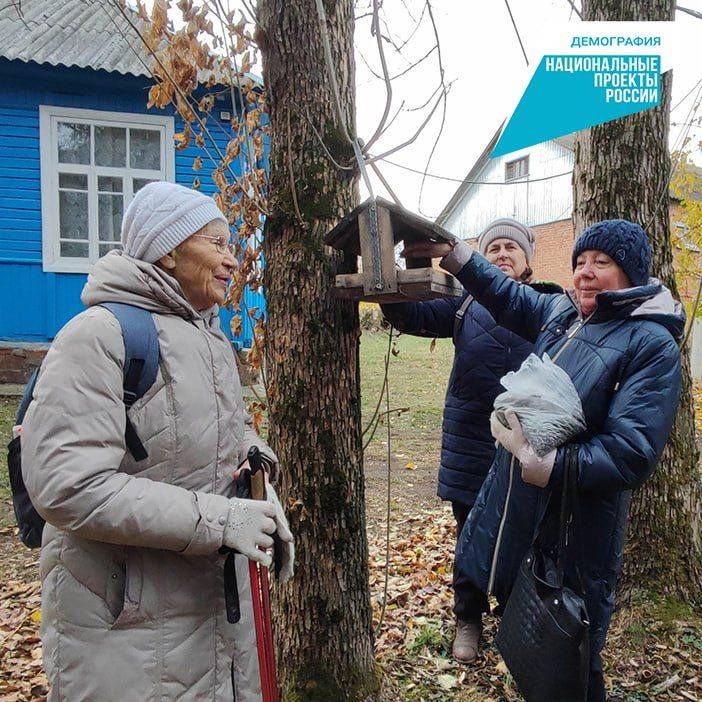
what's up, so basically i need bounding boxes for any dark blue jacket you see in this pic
[381,280,561,508]
[452,253,683,659]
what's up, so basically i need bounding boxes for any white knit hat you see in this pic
[121,181,228,263]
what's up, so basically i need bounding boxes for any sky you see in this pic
[351,0,702,219]
[154,0,702,221]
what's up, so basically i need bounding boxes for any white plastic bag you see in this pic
[493,353,586,457]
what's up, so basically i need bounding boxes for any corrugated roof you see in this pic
[0,0,153,77]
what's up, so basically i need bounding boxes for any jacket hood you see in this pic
[594,278,686,340]
[81,250,220,325]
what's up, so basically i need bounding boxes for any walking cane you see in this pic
[222,447,280,702]
[247,447,280,702]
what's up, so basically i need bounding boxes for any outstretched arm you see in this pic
[404,240,562,343]
[380,295,463,339]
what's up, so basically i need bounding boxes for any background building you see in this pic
[0,0,265,382]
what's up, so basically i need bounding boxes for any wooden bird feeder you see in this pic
[324,198,464,303]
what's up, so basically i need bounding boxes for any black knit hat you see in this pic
[571,219,652,286]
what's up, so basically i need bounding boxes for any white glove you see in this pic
[223,497,277,567]
[267,483,295,583]
[490,410,557,488]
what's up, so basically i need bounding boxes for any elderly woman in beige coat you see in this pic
[21,182,293,702]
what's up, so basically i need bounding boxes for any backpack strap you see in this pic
[453,294,474,341]
[99,303,160,462]
[16,368,40,424]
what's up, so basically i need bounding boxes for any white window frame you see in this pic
[40,106,175,273]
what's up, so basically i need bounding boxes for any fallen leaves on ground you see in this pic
[369,505,702,702]
[0,578,48,701]
[1,509,701,701]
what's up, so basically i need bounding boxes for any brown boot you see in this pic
[452,618,482,663]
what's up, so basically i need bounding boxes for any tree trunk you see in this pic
[573,0,702,602]
[256,1,379,700]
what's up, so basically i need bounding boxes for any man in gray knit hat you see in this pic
[382,217,559,664]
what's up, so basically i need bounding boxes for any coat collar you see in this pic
[565,279,685,339]
[81,250,222,329]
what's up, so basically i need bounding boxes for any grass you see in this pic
[0,397,17,526]
[360,329,453,463]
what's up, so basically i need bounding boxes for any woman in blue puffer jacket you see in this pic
[404,219,683,702]
[380,218,560,663]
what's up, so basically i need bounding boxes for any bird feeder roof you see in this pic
[324,197,455,256]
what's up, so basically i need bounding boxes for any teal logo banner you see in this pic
[492,55,661,157]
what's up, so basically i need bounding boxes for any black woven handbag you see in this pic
[495,446,590,702]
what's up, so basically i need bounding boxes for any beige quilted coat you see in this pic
[21,250,275,701]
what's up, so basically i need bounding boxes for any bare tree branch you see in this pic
[407,81,443,112]
[677,5,702,20]
[210,0,266,201]
[673,78,702,112]
[107,0,268,214]
[369,161,403,207]
[359,44,437,82]
[302,110,355,171]
[363,0,394,152]
[240,0,258,23]
[375,99,406,141]
[503,0,529,65]
[313,0,354,146]
[397,2,428,51]
[365,85,447,164]
[418,0,448,210]
[564,0,583,19]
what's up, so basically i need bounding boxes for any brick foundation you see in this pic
[0,346,48,384]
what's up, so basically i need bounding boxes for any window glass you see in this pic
[98,176,123,193]
[98,194,123,243]
[130,129,161,170]
[95,126,126,167]
[133,177,157,193]
[46,110,169,269]
[59,190,89,240]
[60,241,89,258]
[59,173,88,189]
[57,122,91,164]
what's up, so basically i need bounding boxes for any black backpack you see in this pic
[6,303,160,548]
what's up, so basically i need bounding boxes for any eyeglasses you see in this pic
[192,234,235,255]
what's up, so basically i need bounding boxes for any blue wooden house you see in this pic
[0,0,264,355]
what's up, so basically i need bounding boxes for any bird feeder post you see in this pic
[358,200,398,296]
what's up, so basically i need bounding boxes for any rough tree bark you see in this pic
[256,1,379,700]
[573,0,702,601]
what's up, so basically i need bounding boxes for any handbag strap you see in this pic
[556,445,586,594]
[530,446,586,594]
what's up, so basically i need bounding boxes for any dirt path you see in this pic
[364,429,443,529]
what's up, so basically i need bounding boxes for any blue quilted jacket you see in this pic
[380,280,561,508]
[452,253,683,657]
